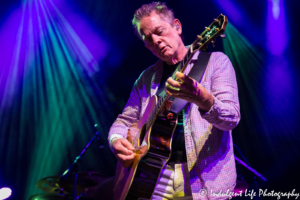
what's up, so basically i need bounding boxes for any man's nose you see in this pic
[151,35,161,45]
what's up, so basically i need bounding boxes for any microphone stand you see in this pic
[61,125,101,200]
[234,144,267,200]
[235,156,267,200]
[234,156,267,182]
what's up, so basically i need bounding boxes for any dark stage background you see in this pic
[0,0,299,199]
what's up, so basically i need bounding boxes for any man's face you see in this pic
[138,12,183,64]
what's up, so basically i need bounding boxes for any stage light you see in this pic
[272,0,280,19]
[0,0,117,199]
[0,187,12,200]
[266,0,288,55]
[212,0,243,25]
[265,0,291,112]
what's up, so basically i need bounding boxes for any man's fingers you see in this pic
[175,72,186,80]
[115,145,133,156]
[120,138,135,151]
[166,77,181,88]
[175,72,195,86]
[166,73,194,91]
[117,153,135,161]
[166,72,200,100]
[117,153,135,164]
[166,82,180,93]
[175,72,188,84]
[113,139,134,155]
[117,153,135,168]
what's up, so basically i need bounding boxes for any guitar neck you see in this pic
[145,47,197,131]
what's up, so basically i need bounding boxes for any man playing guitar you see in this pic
[108,2,240,199]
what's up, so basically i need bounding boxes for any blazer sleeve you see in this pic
[200,52,241,131]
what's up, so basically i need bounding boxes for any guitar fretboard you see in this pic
[145,48,196,131]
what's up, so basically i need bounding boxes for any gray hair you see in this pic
[132,2,175,38]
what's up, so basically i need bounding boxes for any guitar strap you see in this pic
[169,51,212,113]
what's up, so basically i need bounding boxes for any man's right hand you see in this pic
[112,138,135,168]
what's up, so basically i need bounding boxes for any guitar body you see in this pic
[113,95,177,200]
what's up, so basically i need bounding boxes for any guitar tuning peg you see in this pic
[205,27,211,31]
[220,34,226,38]
[211,40,215,47]
[197,35,202,40]
[214,19,220,23]
[197,42,203,46]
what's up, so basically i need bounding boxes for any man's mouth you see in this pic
[160,46,167,52]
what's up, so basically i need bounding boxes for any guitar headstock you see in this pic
[190,14,228,53]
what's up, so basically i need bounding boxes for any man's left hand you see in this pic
[166,72,214,112]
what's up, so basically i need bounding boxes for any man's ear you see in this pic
[173,19,182,35]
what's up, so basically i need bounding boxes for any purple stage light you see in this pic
[0,7,24,107]
[46,0,110,75]
[212,0,243,25]
[266,0,288,55]
[272,0,280,19]
[265,0,291,116]
[0,187,12,200]
[0,0,112,107]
